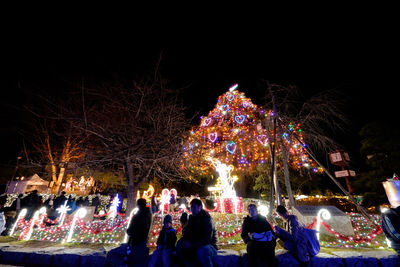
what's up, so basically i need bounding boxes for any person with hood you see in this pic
[126,198,152,265]
[180,198,217,267]
[148,214,177,267]
[241,203,276,267]
[275,205,310,266]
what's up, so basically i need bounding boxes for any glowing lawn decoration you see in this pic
[316,208,331,240]
[56,200,71,225]
[123,207,138,243]
[24,207,46,240]
[136,184,155,203]
[207,157,238,198]
[9,208,27,236]
[65,207,87,243]
[108,194,121,219]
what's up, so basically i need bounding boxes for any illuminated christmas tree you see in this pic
[182,84,322,197]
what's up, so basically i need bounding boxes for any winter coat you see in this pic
[286,215,310,263]
[157,227,177,249]
[241,214,274,244]
[183,209,214,248]
[127,207,152,247]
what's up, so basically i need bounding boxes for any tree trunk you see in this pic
[278,122,295,207]
[57,167,66,185]
[124,158,137,216]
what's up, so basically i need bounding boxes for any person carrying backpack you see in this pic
[275,205,311,266]
[381,206,400,255]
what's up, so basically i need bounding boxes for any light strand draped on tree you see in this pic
[182,85,322,193]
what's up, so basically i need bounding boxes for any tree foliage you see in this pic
[353,120,400,207]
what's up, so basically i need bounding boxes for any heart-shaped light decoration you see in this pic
[243,101,251,108]
[235,115,246,124]
[226,93,235,101]
[226,141,237,154]
[203,118,212,126]
[208,132,218,143]
[256,135,268,146]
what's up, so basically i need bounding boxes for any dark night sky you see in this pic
[0,45,396,170]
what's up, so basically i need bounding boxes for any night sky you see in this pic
[0,46,396,170]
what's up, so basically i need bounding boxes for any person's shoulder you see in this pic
[243,215,251,223]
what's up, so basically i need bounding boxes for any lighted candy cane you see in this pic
[9,208,27,236]
[65,208,87,243]
[24,207,46,240]
[316,208,331,240]
[123,207,138,243]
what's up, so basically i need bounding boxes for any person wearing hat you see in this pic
[149,214,177,267]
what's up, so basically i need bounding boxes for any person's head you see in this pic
[180,212,188,225]
[190,198,203,216]
[32,190,38,195]
[61,191,66,196]
[163,214,172,228]
[137,198,147,209]
[18,194,23,198]
[276,205,289,219]
[247,204,258,218]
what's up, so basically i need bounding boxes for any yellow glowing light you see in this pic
[136,184,155,202]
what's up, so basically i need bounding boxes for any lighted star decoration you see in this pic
[56,200,71,225]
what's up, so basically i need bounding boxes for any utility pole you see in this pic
[287,127,373,223]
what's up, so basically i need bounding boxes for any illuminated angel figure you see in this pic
[207,157,238,198]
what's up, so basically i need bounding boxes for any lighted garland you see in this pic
[9,206,387,249]
[182,86,322,178]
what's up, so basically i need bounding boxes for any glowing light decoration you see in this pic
[24,207,46,240]
[108,194,121,219]
[382,175,400,208]
[160,189,170,215]
[234,115,246,124]
[137,184,155,202]
[229,83,239,92]
[9,208,27,236]
[226,141,237,154]
[208,132,218,143]
[256,135,268,146]
[65,207,87,243]
[316,208,331,240]
[226,93,235,101]
[182,85,322,184]
[123,208,138,243]
[208,157,237,198]
[258,204,269,217]
[203,118,212,126]
[56,200,70,225]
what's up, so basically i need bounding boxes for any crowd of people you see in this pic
[119,197,315,267]
[0,190,319,267]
